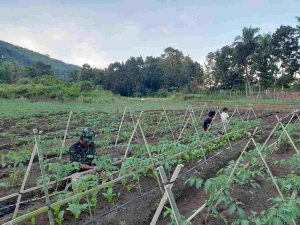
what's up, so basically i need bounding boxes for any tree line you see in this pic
[0,17,299,97]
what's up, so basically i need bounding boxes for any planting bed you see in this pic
[0,104,298,225]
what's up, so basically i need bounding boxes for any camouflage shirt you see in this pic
[69,141,96,165]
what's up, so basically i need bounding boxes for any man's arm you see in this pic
[81,144,97,171]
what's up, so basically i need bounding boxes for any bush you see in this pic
[0,75,117,102]
[79,81,94,92]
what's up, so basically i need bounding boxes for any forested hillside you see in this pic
[0,40,80,77]
[0,17,299,99]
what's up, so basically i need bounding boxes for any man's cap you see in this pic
[80,128,95,144]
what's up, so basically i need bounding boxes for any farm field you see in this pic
[0,99,299,225]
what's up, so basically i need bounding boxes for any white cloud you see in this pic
[65,42,110,68]
[0,24,110,67]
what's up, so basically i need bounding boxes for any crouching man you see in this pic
[69,128,96,171]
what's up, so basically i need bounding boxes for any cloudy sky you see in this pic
[0,0,299,68]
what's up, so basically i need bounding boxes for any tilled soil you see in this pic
[0,110,297,224]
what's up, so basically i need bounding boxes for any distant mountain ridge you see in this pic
[0,40,81,77]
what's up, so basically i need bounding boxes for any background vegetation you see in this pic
[0,17,299,99]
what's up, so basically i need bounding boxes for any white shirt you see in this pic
[220,112,229,124]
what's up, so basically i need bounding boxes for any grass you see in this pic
[0,98,190,119]
[0,93,298,119]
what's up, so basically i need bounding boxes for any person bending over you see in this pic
[220,107,229,132]
[203,111,216,131]
[69,128,96,171]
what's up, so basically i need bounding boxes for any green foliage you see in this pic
[0,76,115,101]
[276,152,300,170]
[52,204,64,225]
[185,176,205,189]
[0,40,80,77]
[102,183,120,203]
[93,155,116,172]
[46,161,81,182]
[163,207,191,225]
[276,174,300,193]
[67,202,89,219]
[251,197,300,225]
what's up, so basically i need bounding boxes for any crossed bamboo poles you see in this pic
[0,106,290,225]
[3,105,255,217]
[151,109,300,225]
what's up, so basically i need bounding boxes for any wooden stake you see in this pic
[115,107,127,147]
[123,111,143,160]
[33,130,55,225]
[138,120,164,194]
[152,109,165,138]
[60,111,72,159]
[12,144,37,219]
[150,164,183,225]
[157,166,183,225]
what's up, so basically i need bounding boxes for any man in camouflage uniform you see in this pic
[69,128,96,171]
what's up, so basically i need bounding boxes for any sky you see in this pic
[0,0,299,68]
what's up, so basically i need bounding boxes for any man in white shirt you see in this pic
[220,107,229,132]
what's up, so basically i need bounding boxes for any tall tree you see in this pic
[233,27,261,95]
[0,60,25,83]
[271,25,300,88]
[104,62,127,95]
[250,34,277,89]
[207,46,243,90]
[81,63,93,81]
[143,56,163,93]
[26,61,53,78]
[124,57,144,96]
[160,47,184,90]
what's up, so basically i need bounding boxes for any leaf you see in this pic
[241,220,250,225]
[238,208,246,218]
[272,217,283,225]
[228,204,236,214]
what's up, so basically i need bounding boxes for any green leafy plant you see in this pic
[250,197,300,225]
[52,204,64,225]
[67,202,89,219]
[30,217,37,225]
[102,183,120,203]
[163,207,191,225]
[185,176,204,189]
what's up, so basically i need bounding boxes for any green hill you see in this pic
[0,40,81,77]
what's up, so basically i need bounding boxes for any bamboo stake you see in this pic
[115,107,127,147]
[3,122,262,224]
[152,109,165,138]
[277,121,299,153]
[138,120,164,194]
[150,164,183,225]
[157,166,182,225]
[3,162,156,225]
[206,107,220,132]
[228,106,238,123]
[61,111,72,147]
[164,110,176,140]
[187,128,258,222]
[177,114,191,141]
[33,130,55,225]
[0,158,126,203]
[0,118,261,204]
[187,136,255,222]
[181,107,189,128]
[236,107,243,120]
[60,111,72,159]
[12,144,37,219]
[250,107,257,120]
[123,111,143,160]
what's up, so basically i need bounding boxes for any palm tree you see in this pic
[233,27,261,96]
